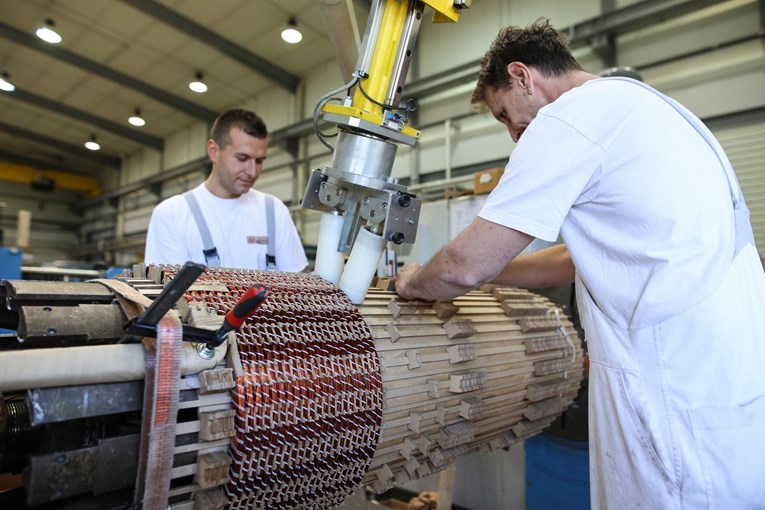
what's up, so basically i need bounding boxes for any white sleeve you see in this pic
[273,199,308,272]
[144,198,196,265]
[479,114,605,242]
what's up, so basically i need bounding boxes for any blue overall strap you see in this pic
[183,190,220,267]
[607,77,755,256]
[265,194,276,270]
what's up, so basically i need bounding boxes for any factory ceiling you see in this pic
[0,0,743,181]
[0,0,370,177]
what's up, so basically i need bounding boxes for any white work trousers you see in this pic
[579,244,765,509]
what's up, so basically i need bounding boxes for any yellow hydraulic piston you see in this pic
[322,0,471,143]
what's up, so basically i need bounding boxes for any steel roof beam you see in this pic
[403,0,732,100]
[566,0,730,48]
[124,0,300,93]
[0,148,83,174]
[0,121,121,169]
[9,89,163,150]
[0,21,218,123]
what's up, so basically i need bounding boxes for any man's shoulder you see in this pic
[155,192,188,211]
[153,188,206,218]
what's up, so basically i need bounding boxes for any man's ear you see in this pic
[506,62,531,87]
[207,139,218,163]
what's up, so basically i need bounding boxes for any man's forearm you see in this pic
[395,218,534,301]
[395,247,477,302]
[493,243,575,288]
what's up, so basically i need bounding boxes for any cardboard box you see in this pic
[473,167,504,195]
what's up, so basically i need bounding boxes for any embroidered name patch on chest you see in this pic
[247,236,268,245]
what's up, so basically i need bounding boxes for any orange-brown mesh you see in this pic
[164,268,383,509]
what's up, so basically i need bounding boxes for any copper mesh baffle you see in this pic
[164,268,384,509]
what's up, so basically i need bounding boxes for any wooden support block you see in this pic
[414,434,433,455]
[198,368,235,395]
[492,288,535,301]
[427,379,441,398]
[408,411,423,433]
[401,438,418,460]
[388,300,432,319]
[501,302,549,317]
[430,445,468,470]
[371,478,393,494]
[488,432,516,451]
[375,277,397,291]
[459,396,483,420]
[436,421,476,449]
[526,379,570,402]
[447,344,476,364]
[433,301,459,320]
[443,319,476,340]
[404,457,420,476]
[534,358,568,376]
[195,451,231,489]
[225,334,243,380]
[399,434,433,460]
[199,409,235,441]
[376,463,394,484]
[511,417,553,438]
[386,323,402,343]
[406,350,421,369]
[132,263,146,280]
[436,405,448,425]
[511,419,533,437]
[524,397,567,422]
[416,462,432,478]
[395,468,411,485]
[520,317,564,334]
[193,488,227,510]
[449,372,486,393]
[524,335,569,353]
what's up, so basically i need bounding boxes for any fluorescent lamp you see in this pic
[281,18,302,44]
[84,135,100,151]
[189,71,207,93]
[129,108,146,127]
[36,19,62,44]
[0,72,15,92]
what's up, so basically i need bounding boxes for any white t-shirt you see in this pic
[145,183,308,272]
[479,78,736,329]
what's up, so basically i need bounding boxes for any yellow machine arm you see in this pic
[301,0,471,304]
[321,0,471,145]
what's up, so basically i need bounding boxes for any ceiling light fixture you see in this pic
[36,18,62,44]
[0,71,15,92]
[281,17,302,44]
[128,107,146,127]
[84,135,101,151]
[188,71,208,93]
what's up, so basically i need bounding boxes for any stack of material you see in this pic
[359,284,583,492]
[0,267,582,510]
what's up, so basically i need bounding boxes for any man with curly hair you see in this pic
[395,19,765,509]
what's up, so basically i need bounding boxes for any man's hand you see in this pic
[394,263,422,300]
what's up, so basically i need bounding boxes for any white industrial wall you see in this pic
[0,181,82,263]
[86,0,765,265]
[709,110,765,250]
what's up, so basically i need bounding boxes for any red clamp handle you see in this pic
[224,284,268,330]
[212,284,268,346]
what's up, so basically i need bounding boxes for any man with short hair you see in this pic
[145,108,308,272]
[395,19,765,509]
